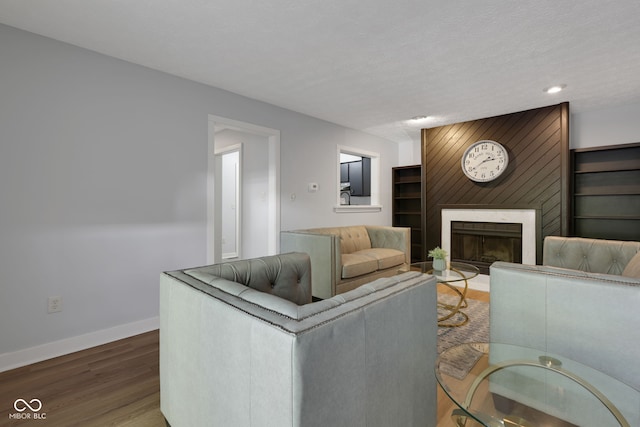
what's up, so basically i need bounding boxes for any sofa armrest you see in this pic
[281,231,341,299]
[366,225,411,265]
[543,236,640,274]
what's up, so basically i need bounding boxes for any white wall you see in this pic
[280,125,398,230]
[571,101,640,149]
[0,24,399,369]
[400,101,640,165]
[397,140,422,167]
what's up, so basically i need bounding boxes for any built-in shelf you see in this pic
[571,142,640,241]
[574,164,639,173]
[392,165,424,262]
[394,194,421,199]
[394,178,421,184]
[574,216,640,220]
[575,191,640,196]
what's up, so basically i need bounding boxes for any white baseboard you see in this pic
[0,317,159,373]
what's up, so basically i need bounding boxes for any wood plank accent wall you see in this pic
[421,103,570,263]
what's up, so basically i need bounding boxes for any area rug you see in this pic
[437,294,489,379]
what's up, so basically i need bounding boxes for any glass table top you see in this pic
[410,261,479,283]
[436,342,640,427]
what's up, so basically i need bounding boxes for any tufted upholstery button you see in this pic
[270,282,275,288]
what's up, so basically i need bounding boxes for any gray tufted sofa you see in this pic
[489,236,640,425]
[160,252,437,427]
[280,225,410,299]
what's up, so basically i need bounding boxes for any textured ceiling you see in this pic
[1,0,640,144]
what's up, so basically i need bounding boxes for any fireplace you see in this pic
[450,221,522,274]
[441,208,537,276]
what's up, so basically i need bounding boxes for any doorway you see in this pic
[207,116,280,264]
[215,145,241,259]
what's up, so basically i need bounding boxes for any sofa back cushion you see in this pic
[184,252,312,305]
[543,236,640,275]
[308,225,372,254]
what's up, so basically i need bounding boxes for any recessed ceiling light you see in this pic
[410,115,430,121]
[544,84,566,94]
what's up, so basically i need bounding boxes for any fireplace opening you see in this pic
[450,221,522,274]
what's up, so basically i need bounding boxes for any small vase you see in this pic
[432,258,447,271]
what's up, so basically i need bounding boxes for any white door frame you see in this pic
[207,115,280,264]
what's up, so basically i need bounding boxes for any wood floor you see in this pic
[0,288,489,426]
[0,330,164,426]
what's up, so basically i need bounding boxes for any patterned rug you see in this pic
[437,294,490,379]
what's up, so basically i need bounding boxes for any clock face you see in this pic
[461,140,509,182]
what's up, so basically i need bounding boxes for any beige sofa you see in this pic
[280,225,410,299]
[160,252,438,427]
[489,236,640,426]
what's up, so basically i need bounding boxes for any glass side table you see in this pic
[411,261,479,327]
[436,342,639,427]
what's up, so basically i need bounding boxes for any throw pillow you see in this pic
[622,251,640,278]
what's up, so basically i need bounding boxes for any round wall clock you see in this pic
[461,140,509,182]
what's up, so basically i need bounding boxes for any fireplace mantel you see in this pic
[441,207,539,266]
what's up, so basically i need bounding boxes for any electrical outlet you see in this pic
[48,296,62,313]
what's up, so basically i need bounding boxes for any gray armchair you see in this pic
[489,236,640,426]
[160,252,437,427]
[542,235,640,274]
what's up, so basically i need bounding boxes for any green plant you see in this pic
[428,246,448,260]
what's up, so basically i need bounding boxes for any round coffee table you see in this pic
[411,261,479,327]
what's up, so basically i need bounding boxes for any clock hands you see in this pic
[468,154,496,171]
[478,155,496,165]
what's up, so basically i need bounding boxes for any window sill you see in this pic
[334,205,382,213]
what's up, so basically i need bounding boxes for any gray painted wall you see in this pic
[0,23,399,362]
[571,101,640,149]
[398,101,640,164]
[2,21,639,364]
